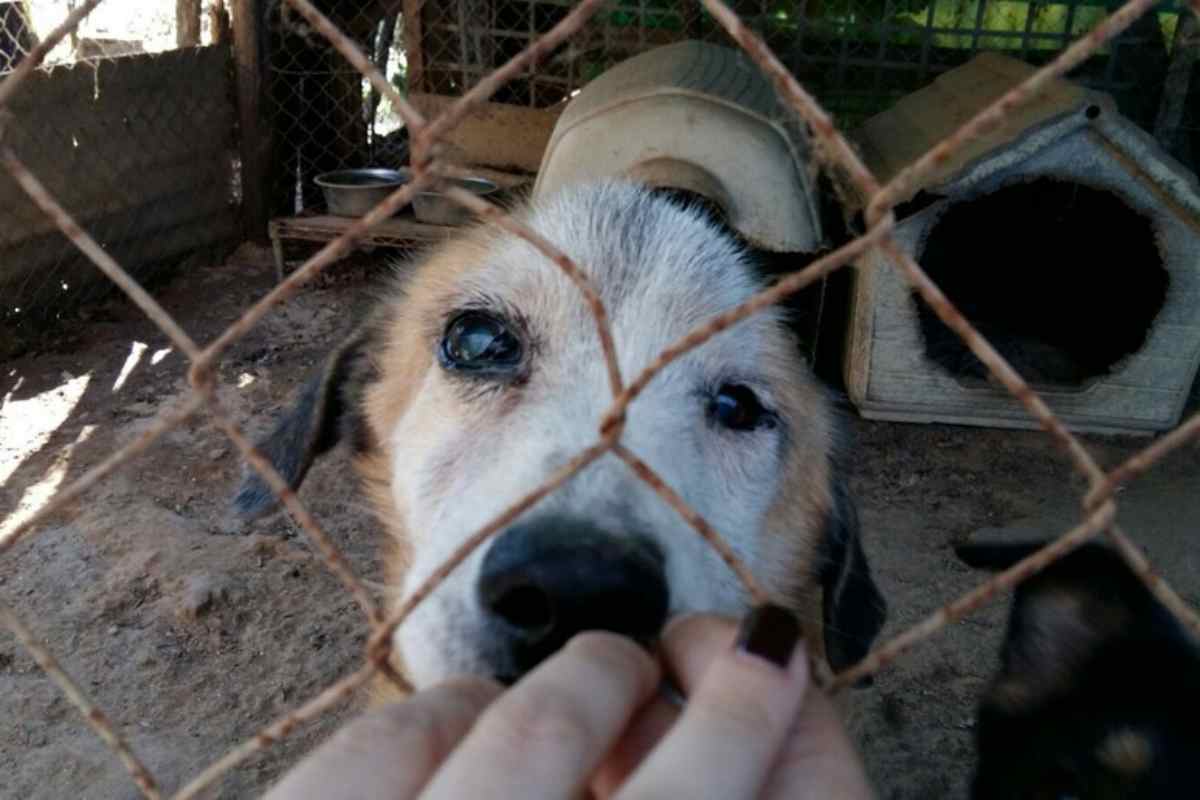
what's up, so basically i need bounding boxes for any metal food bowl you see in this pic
[413,176,500,226]
[315,168,411,217]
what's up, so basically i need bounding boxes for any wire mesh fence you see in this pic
[0,0,238,358]
[406,0,1198,160]
[1,0,1199,797]
[0,2,37,72]
[266,0,1197,228]
[264,0,408,216]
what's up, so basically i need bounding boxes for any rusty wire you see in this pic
[443,184,626,399]
[280,0,426,133]
[1103,524,1200,640]
[611,216,894,417]
[864,0,1165,225]
[0,146,203,361]
[1087,409,1200,507]
[612,444,769,603]
[1,0,1199,796]
[0,394,204,556]
[829,500,1118,691]
[172,664,377,800]
[201,391,381,623]
[196,171,438,370]
[0,603,162,799]
[369,439,615,653]
[0,0,107,111]
[412,0,611,160]
[698,0,1195,616]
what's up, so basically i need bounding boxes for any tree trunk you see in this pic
[176,0,202,48]
[209,0,232,45]
[234,0,271,241]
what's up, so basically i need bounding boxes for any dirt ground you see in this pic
[1,245,1197,799]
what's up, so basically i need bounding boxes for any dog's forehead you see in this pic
[461,181,783,361]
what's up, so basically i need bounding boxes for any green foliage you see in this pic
[606,0,685,30]
[893,1,1104,50]
[747,0,1182,53]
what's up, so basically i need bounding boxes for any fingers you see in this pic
[268,614,870,800]
[659,612,744,693]
[263,677,502,800]
[761,688,875,800]
[590,615,732,796]
[590,684,681,797]
[615,606,810,800]
[419,631,661,800]
[655,611,874,800]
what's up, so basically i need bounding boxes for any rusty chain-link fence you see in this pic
[2,0,1200,797]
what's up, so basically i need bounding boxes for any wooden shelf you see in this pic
[267,171,533,280]
[268,212,461,280]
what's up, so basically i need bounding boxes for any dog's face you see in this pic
[235,181,885,689]
[958,541,1200,799]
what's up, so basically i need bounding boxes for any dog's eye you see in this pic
[441,312,522,371]
[711,384,773,431]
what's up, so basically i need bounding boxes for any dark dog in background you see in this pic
[957,540,1200,799]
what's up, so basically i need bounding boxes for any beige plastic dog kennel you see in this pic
[533,39,825,254]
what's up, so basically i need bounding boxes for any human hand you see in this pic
[592,607,875,799]
[264,605,874,799]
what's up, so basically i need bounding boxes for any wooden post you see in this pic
[209,0,231,45]
[233,0,270,243]
[176,0,202,47]
[403,0,430,167]
[402,0,426,95]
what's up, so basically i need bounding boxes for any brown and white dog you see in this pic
[232,180,887,691]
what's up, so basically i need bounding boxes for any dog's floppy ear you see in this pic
[231,321,378,520]
[817,475,888,680]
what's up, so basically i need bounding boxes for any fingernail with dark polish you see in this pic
[735,604,802,669]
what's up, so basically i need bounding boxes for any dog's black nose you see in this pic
[478,518,669,680]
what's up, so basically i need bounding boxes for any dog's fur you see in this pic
[233,181,886,690]
[957,540,1200,799]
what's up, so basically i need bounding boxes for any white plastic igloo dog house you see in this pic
[843,53,1200,435]
[533,40,825,254]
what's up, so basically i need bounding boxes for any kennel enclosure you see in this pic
[843,53,1200,435]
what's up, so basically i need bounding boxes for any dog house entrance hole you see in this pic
[913,178,1167,388]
